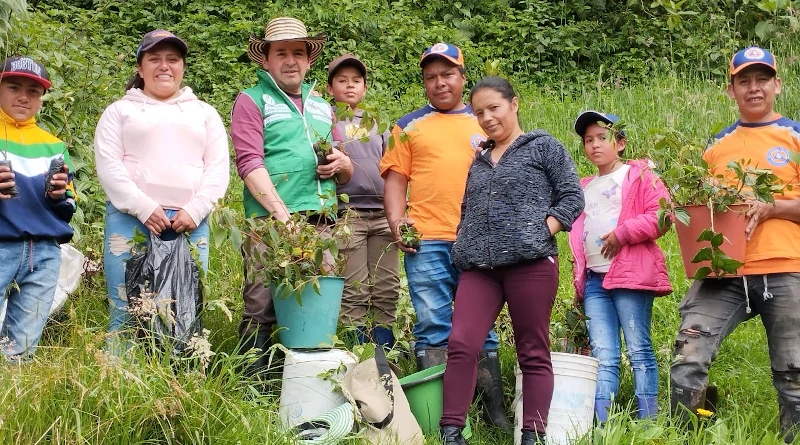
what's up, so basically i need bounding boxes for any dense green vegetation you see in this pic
[3,0,800,443]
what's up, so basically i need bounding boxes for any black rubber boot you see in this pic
[521,429,546,445]
[355,326,370,345]
[778,397,800,443]
[670,382,707,428]
[415,347,448,371]
[476,350,513,433]
[371,326,396,349]
[239,330,276,379]
[704,385,718,412]
[440,425,469,445]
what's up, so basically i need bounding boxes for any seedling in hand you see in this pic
[399,223,421,250]
[44,156,66,195]
[0,153,18,197]
[313,140,333,166]
[311,102,391,176]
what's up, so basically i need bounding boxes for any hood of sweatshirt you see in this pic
[121,86,199,110]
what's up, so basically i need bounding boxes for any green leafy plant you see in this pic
[313,102,392,167]
[550,298,590,355]
[598,118,627,143]
[399,222,421,250]
[653,130,791,279]
[211,196,353,304]
[312,139,334,166]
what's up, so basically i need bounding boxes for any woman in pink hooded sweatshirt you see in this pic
[94,30,230,343]
[569,111,672,423]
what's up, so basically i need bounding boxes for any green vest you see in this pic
[241,70,336,218]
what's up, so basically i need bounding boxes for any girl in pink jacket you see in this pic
[94,30,230,348]
[569,111,672,423]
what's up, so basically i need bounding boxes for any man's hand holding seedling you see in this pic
[316,145,353,182]
[390,217,420,253]
[45,164,69,200]
[0,164,15,199]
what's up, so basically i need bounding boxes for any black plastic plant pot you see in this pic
[316,153,332,166]
[0,159,18,196]
[45,157,66,194]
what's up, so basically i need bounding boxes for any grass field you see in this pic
[2,71,800,444]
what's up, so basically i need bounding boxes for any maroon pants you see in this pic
[441,257,558,433]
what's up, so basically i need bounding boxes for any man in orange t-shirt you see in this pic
[380,43,511,432]
[671,47,800,443]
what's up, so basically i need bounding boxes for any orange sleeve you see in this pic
[379,123,412,180]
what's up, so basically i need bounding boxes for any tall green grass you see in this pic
[3,71,799,444]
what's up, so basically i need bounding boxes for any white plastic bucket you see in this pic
[513,352,599,445]
[279,349,358,428]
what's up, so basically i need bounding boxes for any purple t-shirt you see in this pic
[232,92,341,180]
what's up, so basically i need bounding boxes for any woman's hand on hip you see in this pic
[546,216,563,236]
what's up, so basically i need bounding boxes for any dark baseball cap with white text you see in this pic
[0,56,51,90]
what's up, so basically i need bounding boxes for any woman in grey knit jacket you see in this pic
[439,76,584,445]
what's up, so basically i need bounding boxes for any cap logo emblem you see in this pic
[744,48,765,60]
[431,43,449,53]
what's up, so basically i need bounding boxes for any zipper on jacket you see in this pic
[269,75,326,208]
[484,155,495,267]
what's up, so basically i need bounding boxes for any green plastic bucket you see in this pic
[271,276,344,349]
[398,364,472,439]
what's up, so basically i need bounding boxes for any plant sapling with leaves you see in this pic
[399,222,421,250]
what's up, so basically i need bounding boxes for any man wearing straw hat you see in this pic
[231,17,353,375]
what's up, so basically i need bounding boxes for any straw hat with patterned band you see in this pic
[247,17,326,66]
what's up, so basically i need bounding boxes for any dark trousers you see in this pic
[671,273,800,422]
[441,257,559,433]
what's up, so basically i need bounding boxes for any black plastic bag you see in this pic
[125,230,203,354]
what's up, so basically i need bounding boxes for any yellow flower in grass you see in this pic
[696,408,714,418]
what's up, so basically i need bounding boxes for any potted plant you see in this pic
[653,130,788,279]
[212,200,354,349]
[313,138,334,167]
[550,297,591,356]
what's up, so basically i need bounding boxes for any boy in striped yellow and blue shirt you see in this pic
[0,56,76,363]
